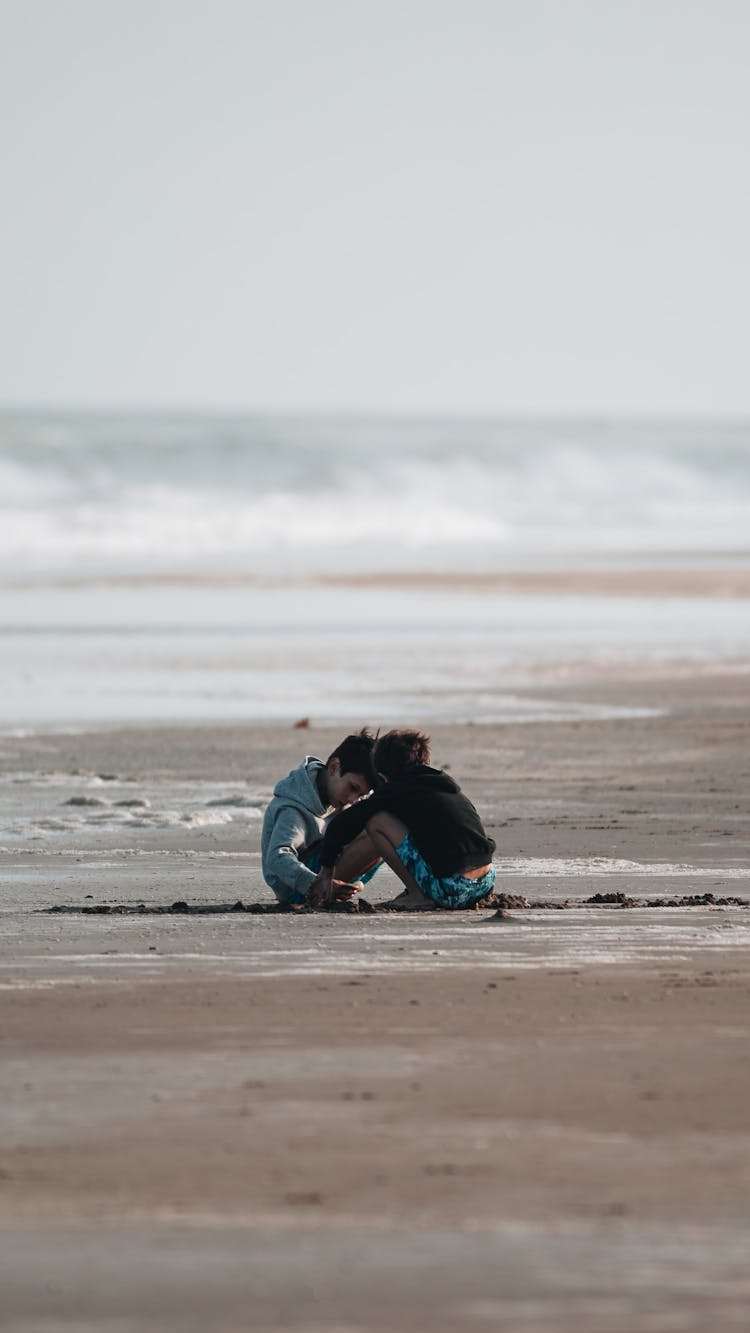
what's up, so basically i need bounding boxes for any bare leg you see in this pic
[333,828,382,883]
[364,812,435,910]
[307,829,383,910]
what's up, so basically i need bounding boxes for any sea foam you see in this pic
[1,411,749,574]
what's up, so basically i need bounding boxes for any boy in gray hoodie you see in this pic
[261,730,377,906]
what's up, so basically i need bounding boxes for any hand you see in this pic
[307,870,358,908]
[307,868,334,908]
[329,878,359,902]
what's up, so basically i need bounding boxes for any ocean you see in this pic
[2,410,750,575]
[1,410,749,730]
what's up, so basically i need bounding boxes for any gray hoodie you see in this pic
[261,756,331,902]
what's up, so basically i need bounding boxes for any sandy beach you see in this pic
[4,3,750,1322]
[1,662,749,1331]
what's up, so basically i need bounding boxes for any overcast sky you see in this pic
[1,0,749,415]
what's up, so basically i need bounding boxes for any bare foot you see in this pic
[379,888,436,912]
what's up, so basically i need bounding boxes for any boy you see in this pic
[261,729,377,906]
[310,729,496,910]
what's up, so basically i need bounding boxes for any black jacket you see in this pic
[320,765,496,878]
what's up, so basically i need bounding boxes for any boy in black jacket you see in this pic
[310,730,496,910]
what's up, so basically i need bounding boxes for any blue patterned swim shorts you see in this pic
[395,834,496,909]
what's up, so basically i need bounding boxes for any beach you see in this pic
[4,0,750,1310]
[1,412,749,1327]
[2,653,749,1331]
[4,0,750,1302]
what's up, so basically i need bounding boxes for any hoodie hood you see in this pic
[272,755,328,816]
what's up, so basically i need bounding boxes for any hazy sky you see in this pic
[2,0,749,414]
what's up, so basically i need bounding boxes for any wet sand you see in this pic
[9,564,750,597]
[1,666,749,1330]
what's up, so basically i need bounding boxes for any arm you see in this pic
[262,806,320,896]
[320,799,373,869]
[320,789,390,868]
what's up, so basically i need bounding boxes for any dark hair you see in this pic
[327,728,377,784]
[373,729,431,780]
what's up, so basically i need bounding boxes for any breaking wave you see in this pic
[1,411,749,573]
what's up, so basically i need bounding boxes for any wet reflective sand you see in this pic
[1,677,749,1331]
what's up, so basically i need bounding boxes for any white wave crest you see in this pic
[1,414,749,572]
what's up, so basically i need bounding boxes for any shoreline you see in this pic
[4,563,750,597]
